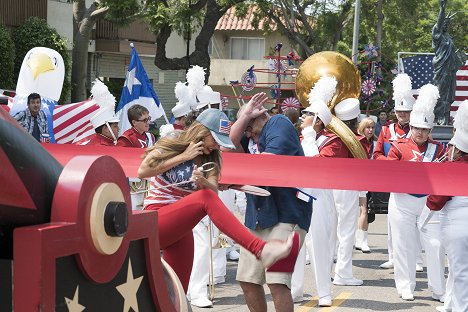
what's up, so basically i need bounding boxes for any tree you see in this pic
[71,0,109,101]
[71,0,245,101]
[0,23,15,90]
[13,17,71,103]
[240,0,354,58]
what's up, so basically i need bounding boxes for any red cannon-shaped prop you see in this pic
[0,109,188,311]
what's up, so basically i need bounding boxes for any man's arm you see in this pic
[229,92,269,152]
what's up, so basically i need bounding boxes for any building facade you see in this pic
[1,1,296,121]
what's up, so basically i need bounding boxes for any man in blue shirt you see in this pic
[230,92,312,312]
[13,93,48,142]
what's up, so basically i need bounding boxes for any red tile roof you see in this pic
[216,5,277,31]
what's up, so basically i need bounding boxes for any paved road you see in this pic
[191,214,446,311]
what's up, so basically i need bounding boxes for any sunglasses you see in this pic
[136,116,152,123]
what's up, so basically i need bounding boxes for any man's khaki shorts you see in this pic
[236,223,306,288]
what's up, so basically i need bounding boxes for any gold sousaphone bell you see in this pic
[295,51,367,159]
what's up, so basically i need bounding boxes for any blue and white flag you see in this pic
[116,45,168,135]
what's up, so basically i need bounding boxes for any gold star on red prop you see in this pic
[64,286,85,312]
[116,259,144,312]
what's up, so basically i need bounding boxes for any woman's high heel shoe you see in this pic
[259,232,300,273]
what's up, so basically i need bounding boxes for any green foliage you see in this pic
[100,0,141,25]
[338,0,467,113]
[0,24,15,90]
[13,17,71,103]
[143,0,205,38]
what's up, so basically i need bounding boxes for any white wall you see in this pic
[47,0,73,49]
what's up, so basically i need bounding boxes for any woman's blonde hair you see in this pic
[357,117,377,141]
[144,121,222,177]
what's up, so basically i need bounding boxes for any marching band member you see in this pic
[424,100,468,312]
[291,76,351,307]
[355,117,378,253]
[373,74,414,270]
[117,104,156,210]
[86,107,120,146]
[138,108,297,292]
[387,84,445,301]
[331,98,364,287]
[117,104,155,148]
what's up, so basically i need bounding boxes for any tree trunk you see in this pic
[154,0,239,81]
[332,0,353,51]
[71,31,90,101]
[71,1,107,102]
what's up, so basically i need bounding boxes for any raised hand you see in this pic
[242,92,269,119]
[182,141,204,160]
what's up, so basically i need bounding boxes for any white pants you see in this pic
[332,189,359,279]
[388,193,426,295]
[387,215,394,262]
[188,220,211,301]
[441,199,468,312]
[291,189,335,299]
[420,209,446,297]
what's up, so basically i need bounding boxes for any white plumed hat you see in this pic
[303,76,336,126]
[334,98,361,121]
[450,100,468,153]
[410,83,439,129]
[174,81,197,110]
[196,86,221,110]
[392,74,415,112]
[186,65,206,101]
[90,107,119,129]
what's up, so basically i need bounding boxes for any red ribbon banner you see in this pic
[44,144,468,197]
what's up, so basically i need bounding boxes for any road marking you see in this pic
[297,292,352,311]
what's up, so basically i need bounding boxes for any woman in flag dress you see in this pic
[137,108,297,291]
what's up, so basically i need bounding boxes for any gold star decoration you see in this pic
[116,259,144,312]
[64,286,85,312]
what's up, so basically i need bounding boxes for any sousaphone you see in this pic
[295,51,367,159]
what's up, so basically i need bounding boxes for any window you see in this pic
[230,38,265,60]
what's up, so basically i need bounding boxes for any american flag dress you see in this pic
[143,160,198,210]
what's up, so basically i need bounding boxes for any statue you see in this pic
[432,0,467,125]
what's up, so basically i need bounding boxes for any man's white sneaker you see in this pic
[436,306,452,312]
[318,295,332,307]
[379,261,394,269]
[401,292,414,301]
[190,297,213,308]
[332,275,363,286]
[416,263,424,272]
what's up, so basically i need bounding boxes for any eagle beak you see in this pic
[27,52,55,80]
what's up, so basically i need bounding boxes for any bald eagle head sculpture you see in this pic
[16,47,65,102]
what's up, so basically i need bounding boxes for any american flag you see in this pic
[219,119,232,135]
[401,55,468,118]
[53,100,99,144]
